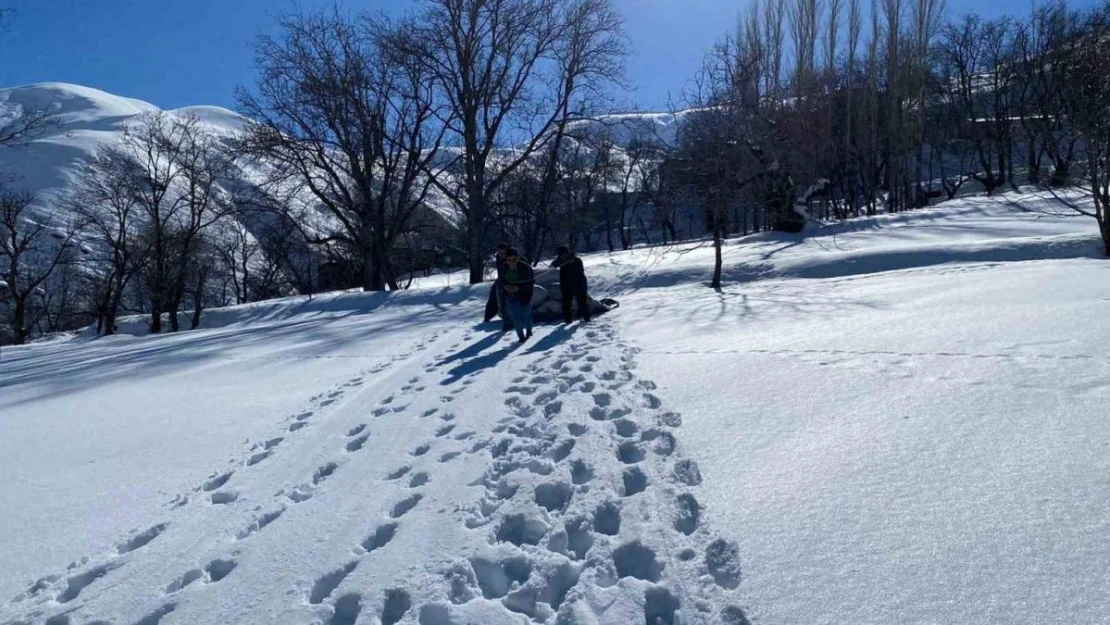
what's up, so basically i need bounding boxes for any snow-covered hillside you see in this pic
[0,83,249,228]
[1,189,1107,625]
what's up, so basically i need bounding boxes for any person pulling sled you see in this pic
[551,245,590,324]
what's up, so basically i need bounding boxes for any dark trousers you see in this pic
[561,287,590,323]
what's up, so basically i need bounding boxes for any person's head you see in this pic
[556,245,571,258]
[505,247,520,266]
[496,242,509,256]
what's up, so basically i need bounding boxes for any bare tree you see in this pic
[239,8,445,293]
[790,0,821,97]
[214,216,262,305]
[0,190,74,344]
[162,120,235,331]
[410,0,626,283]
[111,112,195,332]
[1060,5,1110,254]
[68,145,152,336]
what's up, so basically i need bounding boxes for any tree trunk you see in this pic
[12,297,27,345]
[1100,210,1110,257]
[467,192,486,284]
[605,202,614,252]
[711,224,724,290]
[150,299,163,333]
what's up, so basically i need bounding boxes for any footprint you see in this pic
[295,411,314,421]
[612,541,662,582]
[260,437,284,451]
[347,424,367,437]
[644,587,680,625]
[310,562,359,604]
[372,407,390,417]
[422,408,439,418]
[534,482,573,512]
[567,423,588,437]
[643,394,662,409]
[205,558,237,583]
[247,450,273,466]
[390,494,423,518]
[386,466,411,480]
[436,424,456,438]
[289,422,308,432]
[237,508,285,540]
[164,568,203,593]
[495,514,548,547]
[412,443,431,457]
[622,467,648,497]
[329,593,362,625]
[381,589,412,625]
[705,539,742,589]
[439,413,456,421]
[659,412,683,428]
[617,442,645,464]
[346,434,370,452]
[570,460,593,485]
[470,557,535,599]
[674,494,700,535]
[439,451,461,463]
[57,561,123,603]
[210,491,238,505]
[593,502,621,536]
[534,391,558,406]
[362,522,398,554]
[203,472,233,492]
[613,419,638,438]
[313,462,339,485]
[409,472,430,487]
[117,523,168,554]
[548,439,575,463]
[673,459,703,486]
[287,487,313,503]
[721,606,753,625]
[132,602,176,625]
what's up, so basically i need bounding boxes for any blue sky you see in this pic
[0,0,1092,113]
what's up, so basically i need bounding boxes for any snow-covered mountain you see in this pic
[1,187,1107,625]
[0,83,250,228]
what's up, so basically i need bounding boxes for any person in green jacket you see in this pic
[502,248,534,342]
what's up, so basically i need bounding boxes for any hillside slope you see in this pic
[0,190,1107,625]
[0,83,248,226]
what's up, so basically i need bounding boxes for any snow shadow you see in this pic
[0,286,478,406]
[441,333,516,385]
[524,324,579,355]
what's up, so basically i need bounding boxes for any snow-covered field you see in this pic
[2,190,1108,625]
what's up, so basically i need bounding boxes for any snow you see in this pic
[1,189,1109,625]
[0,83,248,233]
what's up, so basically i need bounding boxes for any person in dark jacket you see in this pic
[502,248,534,342]
[551,245,590,324]
[484,242,511,328]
